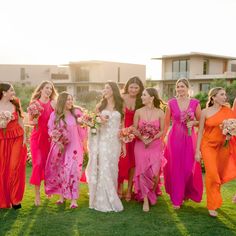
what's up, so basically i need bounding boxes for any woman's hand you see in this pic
[121,143,126,157]
[187,121,195,129]
[100,114,109,124]
[195,150,202,162]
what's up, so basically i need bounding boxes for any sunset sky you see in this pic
[0,0,236,79]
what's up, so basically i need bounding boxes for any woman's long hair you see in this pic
[31,80,57,102]
[145,87,166,110]
[98,81,124,118]
[206,87,225,108]
[0,82,24,118]
[123,76,144,110]
[54,92,80,126]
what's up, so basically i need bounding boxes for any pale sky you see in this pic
[0,0,236,79]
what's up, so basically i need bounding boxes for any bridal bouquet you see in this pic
[50,126,70,153]
[119,126,135,143]
[138,122,159,140]
[0,111,14,135]
[27,101,44,129]
[78,111,102,135]
[220,118,236,147]
[180,108,195,136]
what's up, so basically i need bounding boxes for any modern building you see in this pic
[151,52,236,98]
[0,61,146,97]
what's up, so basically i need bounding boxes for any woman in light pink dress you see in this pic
[133,88,166,212]
[29,81,57,206]
[164,78,203,209]
[45,92,87,209]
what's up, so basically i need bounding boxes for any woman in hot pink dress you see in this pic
[29,81,57,206]
[133,88,166,212]
[45,92,87,209]
[164,78,203,209]
[118,76,144,201]
[232,98,236,204]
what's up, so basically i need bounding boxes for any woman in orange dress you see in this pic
[195,87,236,217]
[0,83,27,209]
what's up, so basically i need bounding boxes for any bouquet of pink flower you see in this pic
[138,122,159,140]
[50,126,69,153]
[180,108,195,136]
[78,111,102,135]
[220,118,236,147]
[0,111,15,135]
[119,126,135,143]
[27,101,44,129]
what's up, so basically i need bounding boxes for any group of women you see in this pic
[0,77,236,217]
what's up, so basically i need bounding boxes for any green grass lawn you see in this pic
[0,167,236,236]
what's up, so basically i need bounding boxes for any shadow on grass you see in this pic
[0,208,19,234]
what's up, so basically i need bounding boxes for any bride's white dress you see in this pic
[86,110,124,212]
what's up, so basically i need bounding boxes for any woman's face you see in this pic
[176,82,188,97]
[3,86,15,101]
[141,90,152,105]
[127,83,140,97]
[103,84,113,99]
[40,83,53,98]
[65,95,74,110]
[213,89,227,106]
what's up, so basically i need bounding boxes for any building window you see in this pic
[172,60,189,79]
[51,74,69,80]
[75,66,90,82]
[199,83,210,93]
[231,64,236,72]
[203,59,209,75]
[55,86,67,93]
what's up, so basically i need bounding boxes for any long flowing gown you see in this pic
[0,111,27,208]
[134,120,166,205]
[118,107,135,184]
[45,109,86,200]
[86,110,124,212]
[201,106,236,210]
[29,100,54,186]
[164,98,203,206]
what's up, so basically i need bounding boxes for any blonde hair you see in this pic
[206,87,225,108]
[31,80,57,102]
[176,78,190,88]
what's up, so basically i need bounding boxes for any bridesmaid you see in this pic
[29,81,57,206]
[0,83,27,209]
[232,98,236,204]
[45,92,86,209]
[133,88,165,212]
[118,76,144,201]
[195,87,236,217]
[164,78,203,209]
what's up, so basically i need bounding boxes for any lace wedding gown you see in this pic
[86,110,124,212]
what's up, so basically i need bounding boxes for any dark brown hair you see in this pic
[145,87,166,110]
[123,76,144,110]
[98,81,124,118]
[0,82,24,118]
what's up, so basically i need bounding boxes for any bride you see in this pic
[86,81,124,212]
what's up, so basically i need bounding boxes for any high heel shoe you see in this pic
[125,192,132,202]
[12,204,22,210]
[208,210,218,217]
[70,203,78,209]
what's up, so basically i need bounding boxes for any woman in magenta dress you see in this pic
[0,83,27,209]
[164,78,203,209]
[118,76,144,201]
[29,81,57,206]
[133,88,166,212]
[45,92,87,209]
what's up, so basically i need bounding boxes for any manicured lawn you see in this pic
[0,167,236,236]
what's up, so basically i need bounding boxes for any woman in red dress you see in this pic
[0,82,27,209]
[118,76,144,201]
[29,81,57,206]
